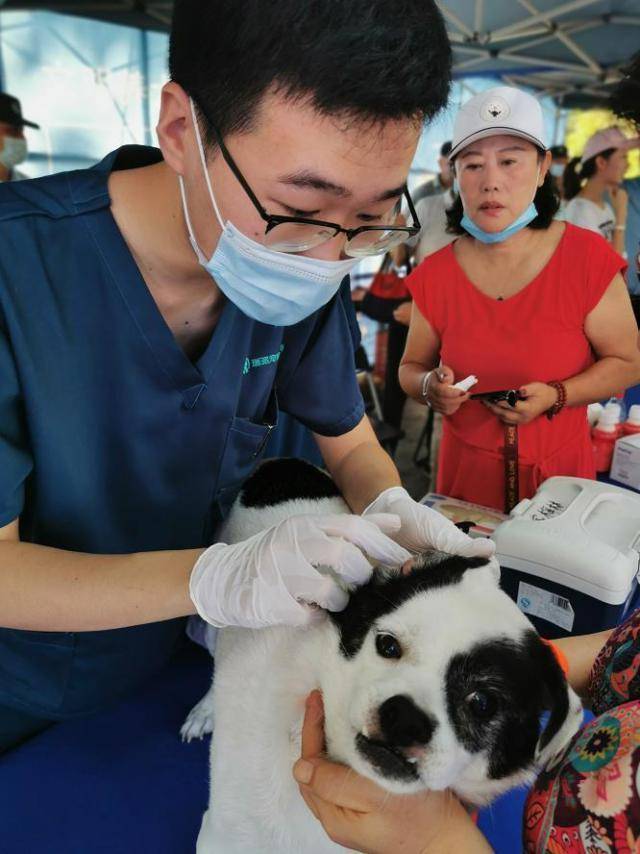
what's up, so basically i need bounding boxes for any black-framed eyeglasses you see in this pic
[205,117,421,258]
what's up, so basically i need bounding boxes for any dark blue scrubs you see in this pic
[0,145,364,721]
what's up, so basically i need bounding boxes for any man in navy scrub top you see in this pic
[0,0,495,752]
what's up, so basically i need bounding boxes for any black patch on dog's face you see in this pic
[330,555,488,658]
[445,631,569,779]
[239,458,341,508]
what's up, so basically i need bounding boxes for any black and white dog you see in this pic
[184,459,582,854]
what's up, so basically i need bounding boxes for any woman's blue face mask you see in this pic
[460,200,538,244]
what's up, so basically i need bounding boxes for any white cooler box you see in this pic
[493,477,640,638]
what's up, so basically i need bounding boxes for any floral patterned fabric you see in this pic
[524,610,640,854]
[589,615,640,718]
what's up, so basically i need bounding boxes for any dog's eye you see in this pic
[466,690,498,720]
[375,633,402,659]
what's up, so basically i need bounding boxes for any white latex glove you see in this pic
[190,513,411,629]
[363,487,497,563]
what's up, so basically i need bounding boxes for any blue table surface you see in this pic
[10,388,640,851]
[0,639,535,854]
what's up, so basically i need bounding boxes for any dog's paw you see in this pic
[181,696,215,742]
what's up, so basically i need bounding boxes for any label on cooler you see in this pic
[517,581,575,631]
[610,437,640,490]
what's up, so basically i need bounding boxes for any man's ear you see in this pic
[533,637,583,769]
[156,81,192,176]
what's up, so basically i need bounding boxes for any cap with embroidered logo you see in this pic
[449,86,546,161]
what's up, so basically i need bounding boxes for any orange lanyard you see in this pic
[504,424,519,513]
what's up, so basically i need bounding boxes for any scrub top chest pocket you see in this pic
[210,388,279,531]
[0,628,75,714]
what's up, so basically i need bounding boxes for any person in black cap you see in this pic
[549,144,568,170]
[0,93,39,183]
[407,139,457,264]
[413,139,454,205]
[548,144,568,199]
[362,139,456,445]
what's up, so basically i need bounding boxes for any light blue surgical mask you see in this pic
[550,162,565,178]
[179,101,358,327]
[0,137,27,170]
[459,170,540,245]
[460,202,538,244]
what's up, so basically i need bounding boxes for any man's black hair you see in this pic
[440,140,452,157]
[169,0,451,147]
[610,50,640,128]
[445,170,560,234]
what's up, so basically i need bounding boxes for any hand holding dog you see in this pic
[294,692,492,854]
[423,365,470,415]
[364,486,497,564]
[481,382,558,425]
[190,514,411,629]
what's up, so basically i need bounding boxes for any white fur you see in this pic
[189,492,583,854]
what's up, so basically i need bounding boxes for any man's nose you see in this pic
[378,695,437,747]
[304,232,348,262]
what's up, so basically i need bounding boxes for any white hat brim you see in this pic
[449,127,547,161]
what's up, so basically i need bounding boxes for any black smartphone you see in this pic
[470,389,524,408]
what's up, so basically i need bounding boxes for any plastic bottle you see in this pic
[603,397,626,432]
[592,410,621,473]
[587,402,604,428]
[622,404,640,437]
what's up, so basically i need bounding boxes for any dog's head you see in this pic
[323,553,582,805]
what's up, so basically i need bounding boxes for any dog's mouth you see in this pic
[355,733,420,782]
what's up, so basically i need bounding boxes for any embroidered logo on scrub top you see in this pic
[242,344,285,375]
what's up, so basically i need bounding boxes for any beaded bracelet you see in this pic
[546,380,567,420]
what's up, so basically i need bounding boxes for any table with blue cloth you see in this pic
[0,636,527,854]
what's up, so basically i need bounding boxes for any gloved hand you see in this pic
[190,513,411,629]
[363,487,497,563]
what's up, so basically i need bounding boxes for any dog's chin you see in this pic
[451,765,537,808]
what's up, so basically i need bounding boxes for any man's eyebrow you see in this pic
[277,170,405,204]
[278,171,352,197]
[374,185,406,203]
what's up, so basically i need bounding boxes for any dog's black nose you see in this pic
[378,695,437,747]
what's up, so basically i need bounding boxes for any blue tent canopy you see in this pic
[0,0,172,30]
[441,0,640,107]
[2,0,638,107]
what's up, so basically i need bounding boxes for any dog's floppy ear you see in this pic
[531,636,583,770]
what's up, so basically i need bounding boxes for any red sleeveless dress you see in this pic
[407,224,627,512]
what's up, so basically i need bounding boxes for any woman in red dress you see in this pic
[400,86,640,512]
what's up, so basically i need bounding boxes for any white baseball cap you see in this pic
[449,86,547,161]
[581,126,640,164]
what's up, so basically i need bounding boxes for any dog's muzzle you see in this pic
[356,695,437,782]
